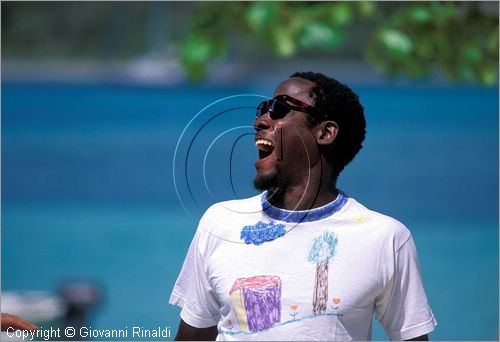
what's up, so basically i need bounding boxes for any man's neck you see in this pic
[267,180,338,211]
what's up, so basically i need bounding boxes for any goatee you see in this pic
[253,173,278,191]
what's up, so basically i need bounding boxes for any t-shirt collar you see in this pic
[261,190,348,223]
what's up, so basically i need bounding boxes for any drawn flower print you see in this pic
[289,305,299,320]
[331,297,341,314]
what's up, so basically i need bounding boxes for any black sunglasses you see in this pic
[256,95,327,120]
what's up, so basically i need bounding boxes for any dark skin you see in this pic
[174,78,428,341]
[253,78,339,210]
[174,320,217,341]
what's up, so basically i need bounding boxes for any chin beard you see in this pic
[253,172,279,191]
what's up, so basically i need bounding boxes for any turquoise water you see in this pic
[2,81,498,340]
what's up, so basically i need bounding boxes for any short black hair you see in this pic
[290,71,366,176]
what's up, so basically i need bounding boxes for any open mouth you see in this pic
[255,139,275,159]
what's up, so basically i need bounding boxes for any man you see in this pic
[169,72,437,340]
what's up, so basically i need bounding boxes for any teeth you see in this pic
[255,139,274,147]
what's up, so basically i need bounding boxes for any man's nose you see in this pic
[254,113,273,131]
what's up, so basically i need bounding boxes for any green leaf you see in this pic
[299,22,342,49]
[271,26,296,57]
[479,66,498,85]
[409,6,430,23]
[180,34,228,81]
[245,2,279,32]
[464,46,482,64]
[431,2,458,24]
[181,35,214,65]
[379,29,413,55]
[358,1,376,17]
[329,3,353,26]
[488,28,499,54]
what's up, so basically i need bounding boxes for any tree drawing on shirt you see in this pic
[307,231,338,315]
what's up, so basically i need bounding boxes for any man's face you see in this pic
[253,78,322,191]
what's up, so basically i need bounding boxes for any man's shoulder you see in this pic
[204,193,263,215]
[346,197,412,242]
[194,194,263,244]
[199,193,263,228]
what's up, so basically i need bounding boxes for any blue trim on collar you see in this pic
[261,191,348,223]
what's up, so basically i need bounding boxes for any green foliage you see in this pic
[2,2,496,84]
[179,3,236,80]
[180,1,498,85]
[366,2,498,84]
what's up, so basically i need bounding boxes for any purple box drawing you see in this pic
[229,275,282,333]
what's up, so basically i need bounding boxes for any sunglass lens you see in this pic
[256,100,269,118]
[269,100,289,119]
[255,98,290,119]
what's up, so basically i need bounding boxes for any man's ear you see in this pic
[316,121,339,146]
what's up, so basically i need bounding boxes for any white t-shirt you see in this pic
[169,192,437,341]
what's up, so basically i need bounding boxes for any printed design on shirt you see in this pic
[331,297,342,315]
[240,221,286,245]
[222,232,342,336]
[229,275,282,333]
[226,318,234,331]
[223,297,344,336]
[352,214,368,223]
[289,305,299,320]
[307,231,338,315]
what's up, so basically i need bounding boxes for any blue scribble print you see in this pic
[240,221,286,245]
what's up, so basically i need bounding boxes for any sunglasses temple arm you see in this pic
[276,127,283,161]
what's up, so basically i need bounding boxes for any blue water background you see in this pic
[2,80,498,340]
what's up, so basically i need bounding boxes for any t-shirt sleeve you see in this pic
[169,215,221,328]
[375,234,437,340]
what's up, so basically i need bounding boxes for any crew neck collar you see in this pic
[261,190,348,223]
